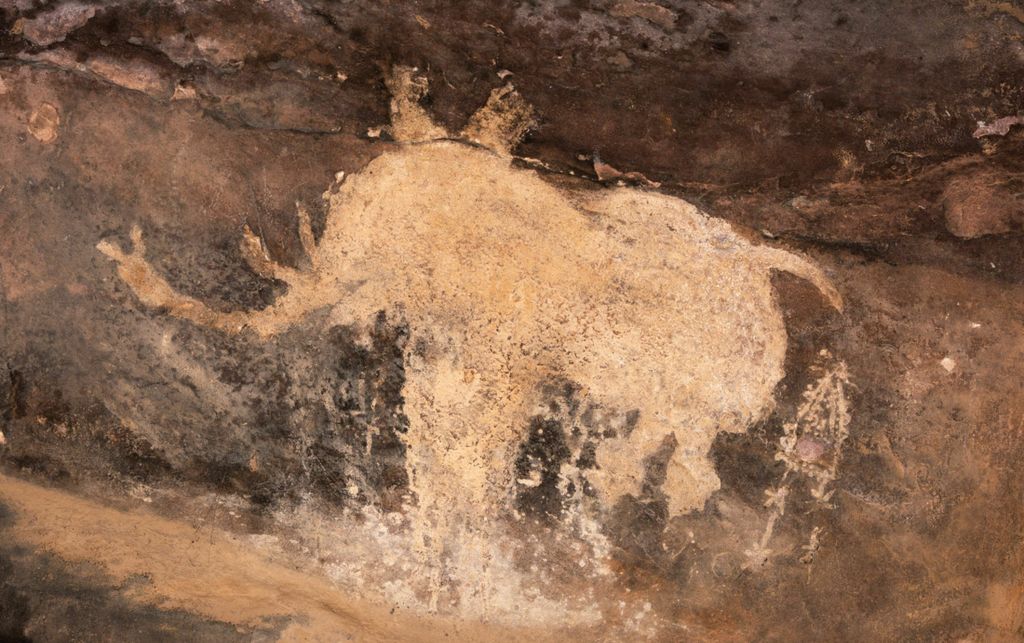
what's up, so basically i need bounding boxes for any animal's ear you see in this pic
[461,84,536,155]
[384,66,448,143]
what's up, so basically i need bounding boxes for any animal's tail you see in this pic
[753,245,844,312]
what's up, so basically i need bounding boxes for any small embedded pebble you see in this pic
[28,103,60,143]
[795,436,828,463]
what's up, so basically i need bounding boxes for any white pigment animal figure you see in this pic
[98,67,842,565]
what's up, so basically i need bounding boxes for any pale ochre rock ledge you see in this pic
[0,473,574,642]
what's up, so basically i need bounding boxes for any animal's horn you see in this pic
[384,66,447,143]
[461,83,536,155]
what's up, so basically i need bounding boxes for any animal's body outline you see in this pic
[98,68,843,582]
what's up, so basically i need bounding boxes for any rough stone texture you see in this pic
[0,0,1023,640]
[943,170,1022,238]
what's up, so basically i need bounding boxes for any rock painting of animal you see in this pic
[98,67,843,580]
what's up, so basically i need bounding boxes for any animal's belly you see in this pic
[565,275,786,428]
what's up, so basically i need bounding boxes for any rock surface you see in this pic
[943,170,1021,238]
[0,1,1023,641]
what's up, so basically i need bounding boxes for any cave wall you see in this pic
[1,1,1023,640]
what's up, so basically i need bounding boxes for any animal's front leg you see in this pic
[662,443,722,517]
